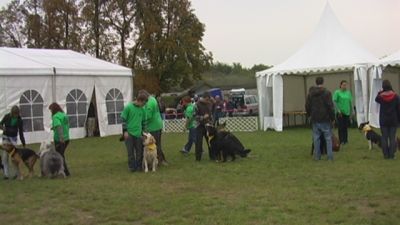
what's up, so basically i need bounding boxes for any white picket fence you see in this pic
[163,116,259,133]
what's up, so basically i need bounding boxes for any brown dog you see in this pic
[1,141,38,180]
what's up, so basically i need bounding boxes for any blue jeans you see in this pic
[124,135,143,171]
[380,126,397,159]
[184,128,196,152]
[312,123,333,160]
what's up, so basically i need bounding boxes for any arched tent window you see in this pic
[66,89,87,128]
[106,88,124,125]
[19,90,44,132]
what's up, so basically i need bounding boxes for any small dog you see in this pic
[206,122,251,162]
[1,141,39,180]
[358,122,400,151]
[38,141,66,178]
[310,134,340,155]
[142,133,158,173]
[358,122,382,150]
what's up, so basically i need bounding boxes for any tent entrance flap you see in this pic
[87,88,100,137]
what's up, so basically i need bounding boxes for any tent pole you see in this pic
[52,67,56,103]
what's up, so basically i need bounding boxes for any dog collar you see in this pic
[147,143,157,151]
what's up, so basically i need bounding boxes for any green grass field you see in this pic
[1,128,400,225]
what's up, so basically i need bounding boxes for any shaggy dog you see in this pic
[38,141,66,178]
[206,122,251,162]
[358,122,400,151]
[142,133,158,173]
[310,134,340,155]
[1,141,38,180]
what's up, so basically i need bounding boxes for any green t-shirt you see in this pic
[10,117,17,127]
[184,103,196,129]
[144,96,163,132]
[121,102,145,138]
[52,112,70,142]
[333,89,352,116]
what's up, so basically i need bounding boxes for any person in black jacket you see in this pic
[195,92,213,161]
[305,77,335,161]
[0,105,26,179]
[375,80,400,159]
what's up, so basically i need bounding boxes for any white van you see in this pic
[232,94,258,116]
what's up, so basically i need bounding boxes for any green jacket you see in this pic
[144,96,163,132]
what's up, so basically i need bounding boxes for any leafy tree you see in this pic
[103,0,135,66]
[0,0,25,47]
[132,0,212,93]
[80,0,117,61]
[41,0,82,50]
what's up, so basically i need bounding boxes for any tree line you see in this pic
[0,0,212,93]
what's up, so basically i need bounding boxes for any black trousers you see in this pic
[55,140,70,176]
[150,130,166,163]
[381,126,397,159]
[336,114,350,144]
[195,125,212,161]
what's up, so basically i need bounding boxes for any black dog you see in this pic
[358,122,382,150]
[206,123,251,162]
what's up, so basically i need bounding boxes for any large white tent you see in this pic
[368,50,400,128]
[0,47,133,144]
[256,4,377,131]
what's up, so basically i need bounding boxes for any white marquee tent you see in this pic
[0,47,133,144]
[256,4,377,131]
[368,50,400,128]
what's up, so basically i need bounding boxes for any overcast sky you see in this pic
[1,0,400,67]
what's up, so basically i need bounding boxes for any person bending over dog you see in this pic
[0,105,26,180]
[306,77,335,161]
[121,93,148,172]
[375,80,400,159]
[49,103,71,176]
[195,92,213,161]
[140,90,168,166]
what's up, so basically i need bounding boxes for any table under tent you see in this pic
[369,50,400,128]
[256,4,377,131]
[0,48,133,144]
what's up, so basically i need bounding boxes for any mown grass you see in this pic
[1,128,400,225]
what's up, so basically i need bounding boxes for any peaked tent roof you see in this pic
[257,3,377,77]
[377,50,400,67]
[0,47,132,76]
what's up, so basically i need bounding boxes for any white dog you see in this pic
[38,141,66,178]
[142,133,158,173]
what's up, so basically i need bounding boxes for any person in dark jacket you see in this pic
[375,80,400,159]
[195,92,213,161]
[0,105,26,179]
[305,77,335,161]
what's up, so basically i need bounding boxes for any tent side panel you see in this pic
[4,76,53,144]
[256,76,266,130]
[95,76,132,137]
[55,76,95,139]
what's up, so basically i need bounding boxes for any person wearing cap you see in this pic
[0,105,26,179]
[195,92,213,161]
[180,96,196,154]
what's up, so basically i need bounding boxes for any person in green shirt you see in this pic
[121,93,148,172]
[180,96,196,154]
[49,103,71,176]
[333,80,353,145]
[140,90,167,165]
